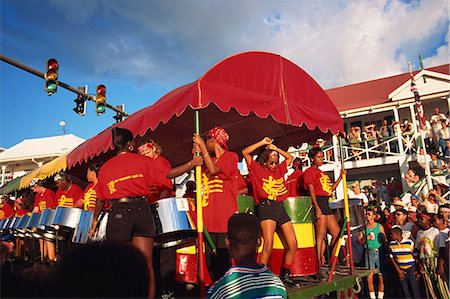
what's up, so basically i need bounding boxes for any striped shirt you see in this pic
[207,265,287,299]
[389,238,415,269]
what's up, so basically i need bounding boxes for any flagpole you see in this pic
[194,110,206,297]
[409,61,433,191]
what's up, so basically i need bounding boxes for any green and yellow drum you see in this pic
[236,194,255,214]
[265,196,318,276]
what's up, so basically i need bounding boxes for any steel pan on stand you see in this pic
[151,197,196,248]
[72,210,93,244]
[52,207,82,240]
[329,199,365,232]
[26,213,43,239]
[16,215,30,238]
[38,209,58,240]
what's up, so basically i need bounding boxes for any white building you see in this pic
[0,134,85,185]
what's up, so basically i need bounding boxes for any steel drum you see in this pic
[26,212,43,238]
[52,207,82,229]
[329,199,365,232]
[151,197,196,247]
[16,215,30,237]
[72,210,93,244]
[0,219,6,232]
[39,209,57,230]
[236,195,255,214]
[3,218,15,232]
[11,217,21,232]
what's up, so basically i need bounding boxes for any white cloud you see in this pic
[4,0,448,89]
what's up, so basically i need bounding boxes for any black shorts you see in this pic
[316,196,333,215]
[256,200,291,226]
[106,200,156,242]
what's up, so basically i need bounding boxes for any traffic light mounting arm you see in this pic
[0,54,129,117]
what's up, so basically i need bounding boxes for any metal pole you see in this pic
[0,54,128,116]
[194,110,206,298]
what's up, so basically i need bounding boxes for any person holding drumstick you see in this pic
[303,147,345,269]
[242,137,297,285]
[30,179,57,264]
[95,127,171,298]
[136,138,203,202]
[193,127,240,281]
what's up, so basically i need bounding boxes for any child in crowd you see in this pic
[388,227,421,298]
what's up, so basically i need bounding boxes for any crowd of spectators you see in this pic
[348,179,450,298]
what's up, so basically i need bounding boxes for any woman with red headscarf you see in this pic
[193,126,239,281]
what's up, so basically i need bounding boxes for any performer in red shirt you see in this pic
[30,179,57,264]
[193,126,239,281]
[95,127,170,298]
[303,147,345,267]
[242,137,297,284]
[0,196,15,219]
[285,158,306,197]
[31,180,57,213]
[54,173,84,208]
[137,139,202,203]
[82,163,102,212]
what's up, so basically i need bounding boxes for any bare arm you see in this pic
[330,169,346,191]
[167,151,203,179]
[193,134,221,178]
[267,143,294,166]
[242,137,273,168]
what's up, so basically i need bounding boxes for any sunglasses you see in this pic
[267,161,278,165]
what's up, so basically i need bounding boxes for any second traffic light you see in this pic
[95,84,106,115]
[73,86,87,116]
[45,58,59,96]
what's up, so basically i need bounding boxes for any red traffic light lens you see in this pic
[47,59,59,70]
[96,85,106,94]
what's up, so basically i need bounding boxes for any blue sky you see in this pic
[1,0,448,148]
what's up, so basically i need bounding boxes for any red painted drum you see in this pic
[261,196,319,276]
[175,244,198,284]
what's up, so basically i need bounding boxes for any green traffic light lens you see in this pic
[46,82,57,92]
[96,105,106,114]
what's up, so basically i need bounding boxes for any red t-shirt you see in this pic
[15,208,29,217]
[202,151,239,233]
[83,183,98,211]
[146,155,174,203]
[33,188,57,212]
[56,183,84,208]
[303,167,332,197]
[285,170,306,197]
[249,160,289,203]
[1,202,15,218]
[97,152,170,200]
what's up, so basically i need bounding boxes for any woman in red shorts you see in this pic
[242,137,297,284]
[303,147,345,267]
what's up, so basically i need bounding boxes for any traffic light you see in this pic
[45,58,59,95]
[113,104,125,123]
[95,84,106,115]
[73,86,87,116]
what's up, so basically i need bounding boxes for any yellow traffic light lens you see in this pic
[96,95,106,103]
[47,71,58,80]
